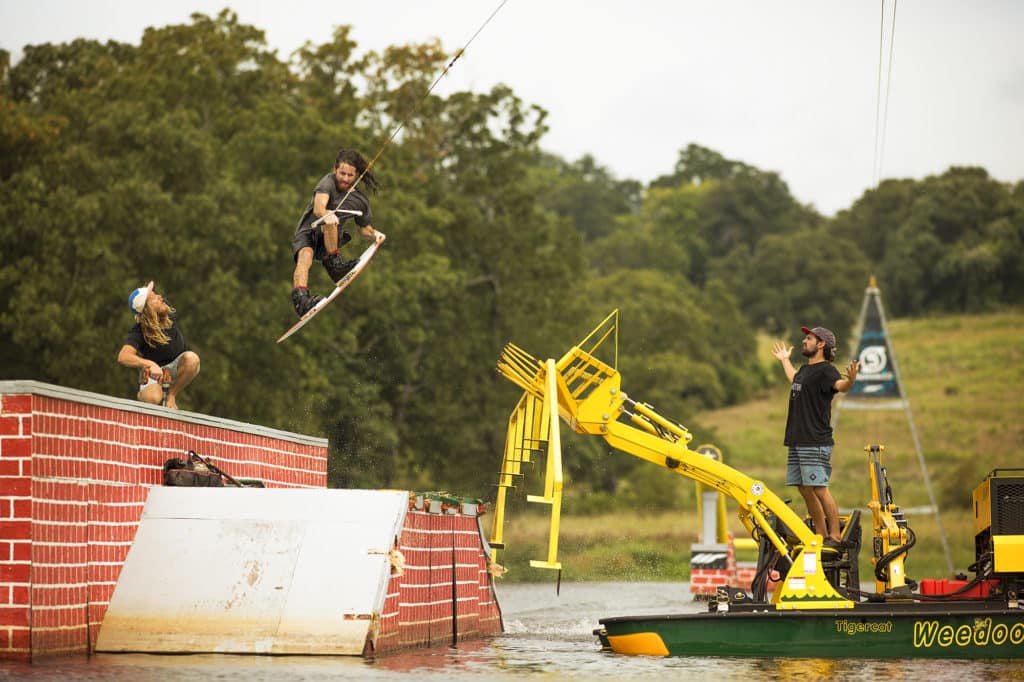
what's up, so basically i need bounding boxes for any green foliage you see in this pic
[532,152,642,241]
[618,462,696,513]
[0,12,592,498]
[498,510,697,583]
[834,167,1024,316]
[650,143,754,188]
[719,226,872,339]
[1,12,1019,513]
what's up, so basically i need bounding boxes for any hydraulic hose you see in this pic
[874,526,916,584]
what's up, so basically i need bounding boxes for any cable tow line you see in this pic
[314,0,509,226]
[871,0,898,188]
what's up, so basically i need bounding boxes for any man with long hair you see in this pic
[117,281,200,410]
[771,326,859,551]
[290,149,384,316]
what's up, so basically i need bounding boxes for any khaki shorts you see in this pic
[138,353,195,390]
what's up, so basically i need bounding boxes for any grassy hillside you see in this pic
[495,307,1023,583]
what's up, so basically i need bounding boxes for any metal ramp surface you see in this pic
[96,487,407,655]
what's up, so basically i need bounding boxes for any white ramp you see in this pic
[96,487,408,655]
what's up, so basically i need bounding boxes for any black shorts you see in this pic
[292,224,353,262]
[292,224,326,262]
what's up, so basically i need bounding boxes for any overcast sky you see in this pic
[2,0,1022,215]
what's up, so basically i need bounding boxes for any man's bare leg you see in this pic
[813,486,842,541]
[798,485,828,539]
[293,247,315,288]
[164,352,200,410]
[138,384,163,405]
[323,223,338,253]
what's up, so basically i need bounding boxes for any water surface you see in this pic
[4,582,1022,680]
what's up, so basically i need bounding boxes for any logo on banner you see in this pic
[855,345,896,395]
[859,345,890,375]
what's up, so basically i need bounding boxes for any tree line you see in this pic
[2,11,1021,497]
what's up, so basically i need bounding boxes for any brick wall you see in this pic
[0,381,328,661]
[376,508,503,653]
[690,533,762,597]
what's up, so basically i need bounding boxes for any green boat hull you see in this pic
[597,602,1024,658]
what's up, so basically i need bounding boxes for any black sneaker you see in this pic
[323,254,359,283]
[822,537,844,554]
[291,287,323,316]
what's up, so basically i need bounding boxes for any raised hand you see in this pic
[771,341,792,361]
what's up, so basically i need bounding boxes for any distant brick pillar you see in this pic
[0,381,328,661]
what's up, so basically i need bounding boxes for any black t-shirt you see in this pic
[783,361,841,446]
[295,173,373,232]
[125,312,189,367]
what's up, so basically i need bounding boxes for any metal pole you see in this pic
[903,399,954,574]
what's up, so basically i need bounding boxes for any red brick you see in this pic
[1,438,30,459]
[34,584,87,607]
[12,542,30,561]
[88,582,115,602]
[10,626,31,650]
[33,543,86,564]
[12,499,30,519]
[11,585,29,605]
[0,606,29,627]
[32,564,88,586]
[0,563,29,582]
[29,606,82,629]
[33,522,86,545]
[0,395,32,414]
[0,521,30,541]
[0,418,21,436]
[1,478,31,498]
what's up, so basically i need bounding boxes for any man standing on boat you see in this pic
[771,326,859,550]
[290,149,383,316]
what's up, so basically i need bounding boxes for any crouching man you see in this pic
[117,280,200,410]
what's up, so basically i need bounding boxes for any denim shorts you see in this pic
[786,445,833,486]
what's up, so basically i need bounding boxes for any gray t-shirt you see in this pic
[296,173,373,231]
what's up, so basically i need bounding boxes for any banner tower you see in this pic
[833,277,954,574]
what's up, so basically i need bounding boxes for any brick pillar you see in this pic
[0,394,32,660]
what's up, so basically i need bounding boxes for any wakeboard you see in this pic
[276,233,386,344]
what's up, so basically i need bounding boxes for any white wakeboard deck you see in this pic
[95,487,408,655]
[277,235,384,343]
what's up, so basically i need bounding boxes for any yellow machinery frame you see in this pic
[489,311,853,610]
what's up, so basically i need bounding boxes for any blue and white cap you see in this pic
[128,281,154,315]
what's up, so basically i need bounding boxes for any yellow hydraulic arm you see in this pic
[866,444,914,595]
[489,311,853,610]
